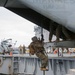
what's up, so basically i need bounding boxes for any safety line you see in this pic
[4,0,8,7]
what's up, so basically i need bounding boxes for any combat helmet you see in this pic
[32,36,38,42]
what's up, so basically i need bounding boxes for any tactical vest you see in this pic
[29,44,35,55]
[29,41,44,55]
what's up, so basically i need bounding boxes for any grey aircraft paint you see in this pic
[0,0,75,33]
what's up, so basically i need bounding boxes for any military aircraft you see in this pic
[0,0,75,40]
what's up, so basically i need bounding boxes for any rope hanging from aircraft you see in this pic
[4,0,8,7]
[0,57,3,67]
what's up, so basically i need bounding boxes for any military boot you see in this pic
[40,67,48,71]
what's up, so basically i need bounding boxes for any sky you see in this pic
[0,7,36,47]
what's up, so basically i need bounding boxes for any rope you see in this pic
[44,50,49,71]
[0,57,3,67]
[4,0,8,7]
[43,71,45,75]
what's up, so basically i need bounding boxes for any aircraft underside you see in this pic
[0,0,75,40]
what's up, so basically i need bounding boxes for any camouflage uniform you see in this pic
[62,26,71,40]
[49,24,54,42]
[56,25,61,41]
[56,25,71,41]
[49,21,54,42]
[23,45,26,53]
[56,25,70,53]
[29,36,48,68]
